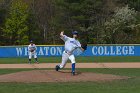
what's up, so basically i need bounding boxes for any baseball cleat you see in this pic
[35,61,39,64]
[55,65,60,71]
[72,71,75,76]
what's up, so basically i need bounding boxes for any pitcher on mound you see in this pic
[55,31,87,75]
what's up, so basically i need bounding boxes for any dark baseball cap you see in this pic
[72,31,78,35]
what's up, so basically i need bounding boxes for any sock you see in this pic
[29,59,31,62]
[72,63,75,72]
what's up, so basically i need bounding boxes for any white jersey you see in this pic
[61,35,81,54]
[28,44,37,52]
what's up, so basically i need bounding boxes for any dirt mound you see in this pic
[0,70,129,83]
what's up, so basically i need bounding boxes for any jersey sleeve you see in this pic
[75,41,81,48]
[34,44,37,50]
[28,45,31,51]
[60,35,69,42]
[73,41,83,56]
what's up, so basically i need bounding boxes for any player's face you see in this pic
[73,34,78,39]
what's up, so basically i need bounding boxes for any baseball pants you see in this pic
[29,52,37,59]
[59,51,76,68]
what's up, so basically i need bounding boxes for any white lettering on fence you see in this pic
[44,47,49,55]
[16,46,63,56]
[116,46,121,55]
[24,47,28,56]
[92,46,135,55]
[98,46,104,55]
[56,47,62,55]
[129,46,135,54]
[110,46,115,55]
[50,47,56,55]
[38,47,44,55]
[92,47,97,55]
[16,48,23,56]
[15,46,135,56]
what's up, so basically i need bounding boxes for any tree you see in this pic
[32,0,59,44]
[102,5,138,44]
[55,0,104,44]
[128,0,140,11]
[0,0,11,45]
[0,0,140,45]
[3,0,29,45]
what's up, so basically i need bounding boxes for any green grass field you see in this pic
[0,56,140,64]
[0,68,140,93]
[0,56,140,93]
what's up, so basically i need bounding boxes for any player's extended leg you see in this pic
[28,52,32,64]
[55,51,69,71]
[69,55,76,75]
[34,52,39,64]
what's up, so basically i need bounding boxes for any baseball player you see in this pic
[55,31,87,75]
[28,41,39,64]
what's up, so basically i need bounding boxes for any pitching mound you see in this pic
[0,70,129,83]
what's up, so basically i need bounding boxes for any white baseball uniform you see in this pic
[28,44,37,59]
[59,35,81,68]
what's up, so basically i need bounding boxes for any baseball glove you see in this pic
[81,43,87,50]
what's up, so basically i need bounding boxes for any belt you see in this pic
[64,51,71,55]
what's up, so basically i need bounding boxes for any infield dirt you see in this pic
[0,70,129,83]
[0,63,140,68]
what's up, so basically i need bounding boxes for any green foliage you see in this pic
[127,0,140,11]
[0,0,140,45]
[0,69,140,93]
[102,6,138,44]
[55,0,103,44]
[0,9,7,45]
[27,10,42,44]
[3,0,29,45]
[0,56,140,64]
